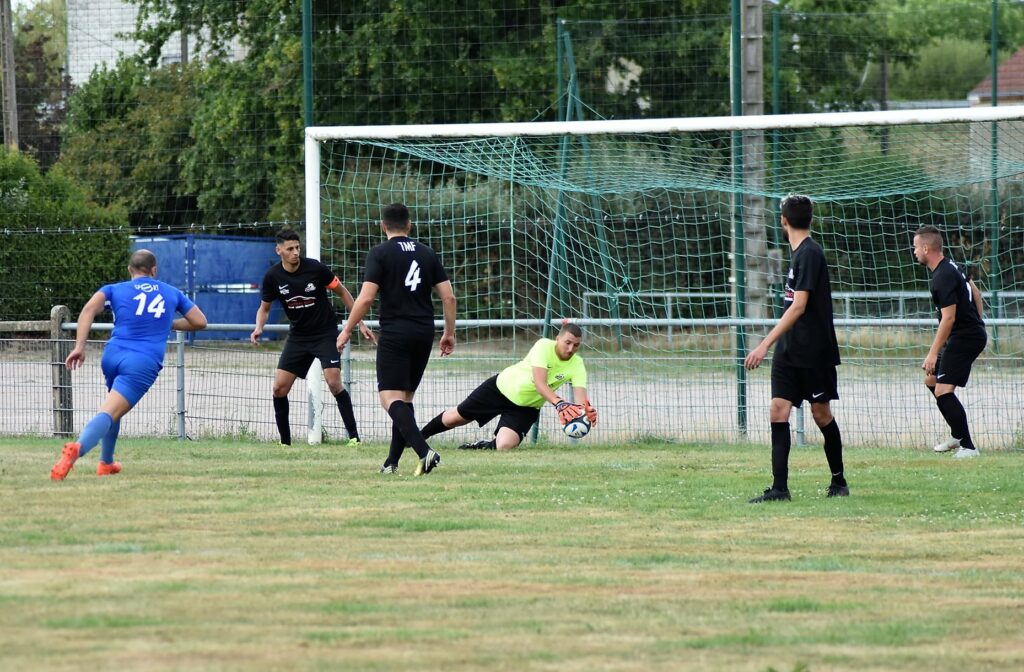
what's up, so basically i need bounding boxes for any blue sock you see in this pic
[77,412,113,457]
[100,419,121,464]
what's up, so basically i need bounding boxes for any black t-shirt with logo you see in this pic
[260,258,338,339]
[930,258,985,337]
[774,237,841,368]
[364,236,449,335]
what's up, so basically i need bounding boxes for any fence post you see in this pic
[176,330,186,440]
[50,305,73,436]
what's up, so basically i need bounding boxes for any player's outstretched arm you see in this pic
[173,305,208,332]
[330,280,376,344]
[329,280,357,312]
[923,304,956,375]
[533,366,583,422]
[744,290,809,370]
[435,280,456,356]
[338,282,379,350]
[574,391,598,425]
[66,290,107,370]
[969,279,984,320]
[250,301,272,345]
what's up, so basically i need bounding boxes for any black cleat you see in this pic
[414,449,441,476]
[379,464,398,474]
[749,487,791,503]
[458,439,496,450]
[826,483,850,498]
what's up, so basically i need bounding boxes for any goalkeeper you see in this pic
[416,321,597,453]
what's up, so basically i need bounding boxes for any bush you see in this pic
[0,149,129,321]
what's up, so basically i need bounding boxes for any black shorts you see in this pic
[935,333,987,387]
[277,332,340,378]
[771,359,839,407]
[456,375,540,441]
[375,329,434,392]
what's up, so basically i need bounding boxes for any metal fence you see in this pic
[2,308,1022,450]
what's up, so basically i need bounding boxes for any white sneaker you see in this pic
[933,438,960,453]
[954,447,980,459]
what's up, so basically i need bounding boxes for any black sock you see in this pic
[273,396,290,445]
[819,419,845,486]
[770,422,791,491]
[936,393,975,449]
[384,420,405,468]
[926,384,937,398]
[421,412,450,440]
[334,389,359,440]
[384,403,415,467]
[388,401,432,460]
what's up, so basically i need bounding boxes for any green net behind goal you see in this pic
[313,112,1024,449]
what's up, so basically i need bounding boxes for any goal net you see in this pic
[306,108,1024,449]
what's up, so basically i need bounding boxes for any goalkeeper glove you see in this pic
[554,398,584,425]
[584,398,598,425]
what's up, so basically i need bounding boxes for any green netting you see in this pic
[318,115,1024,448]
[364,123,1024,199]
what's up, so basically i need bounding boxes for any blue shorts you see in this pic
[101,346,162,407]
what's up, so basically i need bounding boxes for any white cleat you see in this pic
[933,438,960,453]
[953,447,980,459]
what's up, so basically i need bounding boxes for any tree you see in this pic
[58,58,200,228]
[13,0,68,169]
[56,0,995,229]
[772,0,927,112]
[0,148,127,321]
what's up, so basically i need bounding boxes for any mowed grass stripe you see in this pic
[0,437,1021,671]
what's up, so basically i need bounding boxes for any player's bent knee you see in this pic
[769,398,792,423]
[810,404,833,427]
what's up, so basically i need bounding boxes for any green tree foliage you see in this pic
[51,0,1024,230]
[58,59,199,228]
[859,1,1024,102]
[885,38,995,101]
[0,149,128,321]
[773,0,927,112]
[883,0,1024,50]
[12,0,68,169]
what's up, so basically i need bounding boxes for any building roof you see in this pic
[970,46,1024,102]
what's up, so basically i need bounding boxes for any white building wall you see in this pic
[66,0,244,85]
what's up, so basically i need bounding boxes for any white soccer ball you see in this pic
[563,416,591,439]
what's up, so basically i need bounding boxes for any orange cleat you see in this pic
[50,442,81,481]
[96,461,122,476]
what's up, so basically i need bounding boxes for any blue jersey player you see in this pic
[51,249,207,480]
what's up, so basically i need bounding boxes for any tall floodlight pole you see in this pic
[0,0,18,151]
[730,0,747,436]
[742,0,767,330]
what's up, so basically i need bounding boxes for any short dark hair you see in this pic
[129,249,157,273]
[559,322,583,338]
[382,203,411,232]
[781,194,813,230]
[275,229,300,245]
[914,225,943,252]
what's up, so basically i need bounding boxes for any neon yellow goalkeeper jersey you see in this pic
[496,338,588,409]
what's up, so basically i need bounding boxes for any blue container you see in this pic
[131,234,282,340]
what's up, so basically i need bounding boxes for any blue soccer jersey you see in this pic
[101,279,195,365]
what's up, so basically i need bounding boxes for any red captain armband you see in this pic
[326,277,341,290]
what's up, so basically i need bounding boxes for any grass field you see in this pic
[1,437,1022,671]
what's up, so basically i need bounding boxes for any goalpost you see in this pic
[304,107,1024,449]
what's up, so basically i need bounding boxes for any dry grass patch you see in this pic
[0,437,1021,671]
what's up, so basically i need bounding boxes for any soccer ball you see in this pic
[563,416,591,439]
